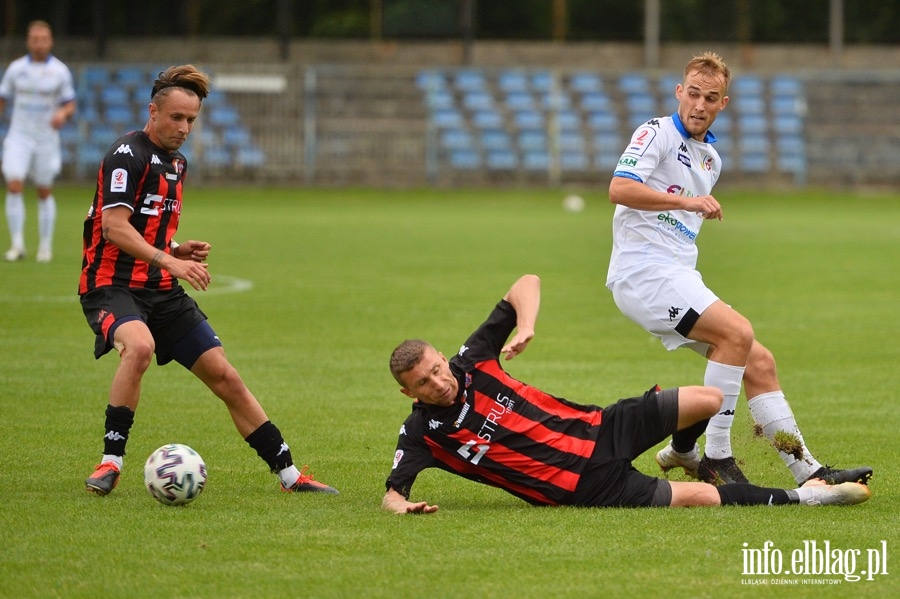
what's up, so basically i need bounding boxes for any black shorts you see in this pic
[570,386,679,508]
[80,286,211,365]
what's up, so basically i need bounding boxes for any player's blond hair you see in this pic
[389,339,433,385]
[150,64,210,103]
[684,51,731,92]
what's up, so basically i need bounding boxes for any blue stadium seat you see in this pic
[518,130,548,151]
[83,66,110,88]
[425,90,455,110]
[104,104,133,126]
[416,70,447,91]
[770,75,802,98]
[480,129,513,150]
[89,124,118,145]
[740,134,770,155]
[449,148,481,169]
[540,91,571,110]
[586,110,618,133]
[497,70,529,93]
[554,109,581,131]
[504,91,535,111]
[463,91,494,111]
[202,147,232,168]
[732,75,765,97]
[208,105,240,127]
[513,110,544,130]
[580,92,612,112]
[453,70,486,92]
[116,66,149,88]
[486,149,518,170]
[738,114,767,135]
[560,150,589,171]
[223,126,253,147]
[774,114,804,135]
[531,71,554,92]
[657,73,681,95]
[100,85,130,106]
[618,73,649,95]
[740,153,770,172]
[776,134,805,157]
[557,131,585,152]
[733,95,766,115]
[771,96,803,116]
[625,93,656,117]
[236,147,265,167]
[430,108,464,129]
[440,129,475,150]
[471,109,504,129]
[522,150,550,171]
[591,131,622,153]
[569,72,603,94]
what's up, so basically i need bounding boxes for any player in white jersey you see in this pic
[605,52,872,488]
[0,20,76,262]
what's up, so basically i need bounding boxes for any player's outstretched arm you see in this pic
[501,274,540,360]
[382,488,438,515]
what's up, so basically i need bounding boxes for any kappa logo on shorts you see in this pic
[668,306,682,321]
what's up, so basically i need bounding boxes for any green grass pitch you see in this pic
[0,184,897,598]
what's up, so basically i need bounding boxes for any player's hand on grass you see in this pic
[383,489,439,514]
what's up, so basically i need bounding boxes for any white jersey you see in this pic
[0,53,75,142]
[606,115,722,286]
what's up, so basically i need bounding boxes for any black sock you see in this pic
[103,404,135,456]
[671,418,708,453]
[717,483,797,506]
[244,420,293,472]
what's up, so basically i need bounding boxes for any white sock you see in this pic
[38,195,56,251]
[703,361,745,459]
[748,391,821,484]
[279,464,300,487]
[101,454,124,469]
[5,191,25,249]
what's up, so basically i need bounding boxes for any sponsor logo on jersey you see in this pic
[618,156,638,167]
[678,153,692,168]
[668,306,682,321]
[392,449,404,469]
[113,144,133,156]
[151,154,163,165]
[625,125,657,156]
[702,153,715,171]
[453,399,471,428]
[110,168,128,192]
[656,212,698,241]
[399,424,407,436]
[428,419,442,430]
[458,344,469,356]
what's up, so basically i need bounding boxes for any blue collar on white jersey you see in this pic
[672,112,718,144]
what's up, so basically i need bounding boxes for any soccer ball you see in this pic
[562,194,585,212]
[144,443,207,506]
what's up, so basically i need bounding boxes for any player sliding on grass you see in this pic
[382,275,870,514]
[79,65,337,497]
[605,51,872,487]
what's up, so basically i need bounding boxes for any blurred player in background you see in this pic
[0,20,75,262]
[605,51,872,487]
[80,64,337,497]
[383,275,870,514]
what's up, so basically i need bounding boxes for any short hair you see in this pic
[389,339,433,385]
[683,51,731,93]
[27,20,52,35]
[151,64,210,103]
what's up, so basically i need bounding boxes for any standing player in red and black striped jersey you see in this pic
[79,65,337,497]
[383,275,870,513]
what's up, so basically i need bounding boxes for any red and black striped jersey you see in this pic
[79,130,187,294]
[387,300,604,506]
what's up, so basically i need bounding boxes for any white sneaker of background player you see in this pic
[4,246,24,261]
[36,244,52,263]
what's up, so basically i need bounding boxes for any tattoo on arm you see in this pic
[150,250,165,268]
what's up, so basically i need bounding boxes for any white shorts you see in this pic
[608,264,719,354]
[2,133,61,186]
